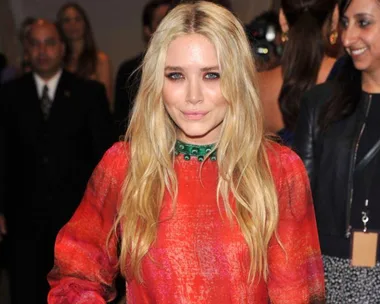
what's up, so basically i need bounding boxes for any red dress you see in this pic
[47,142,325,303]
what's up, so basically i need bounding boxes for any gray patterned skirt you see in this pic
[323,255,380,303]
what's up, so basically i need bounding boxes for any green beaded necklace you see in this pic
[174,140,217,162]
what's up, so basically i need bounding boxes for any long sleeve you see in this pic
[292,93,316,185]
[48,143,127,303]
[293,83,333,187]
[267,147,325,304]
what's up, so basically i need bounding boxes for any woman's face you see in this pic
[341,0,380,76]
[162,34,228,145]
[60,7,86,41]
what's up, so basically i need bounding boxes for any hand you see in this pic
[0,214,7,242]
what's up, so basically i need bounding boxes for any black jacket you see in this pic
[113,53,143,137]
[293,82,372,258]
[0,70,116,234]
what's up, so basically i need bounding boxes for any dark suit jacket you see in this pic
[113,53,143,137]
[0,70,116,234]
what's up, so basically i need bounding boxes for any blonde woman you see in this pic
[47,2,324,303]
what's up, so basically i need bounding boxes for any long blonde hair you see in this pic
[112,1,279,283]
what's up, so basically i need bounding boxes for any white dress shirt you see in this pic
[33,70,63,100]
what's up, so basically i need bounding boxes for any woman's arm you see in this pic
[293,92,317,184]
[267,147,325,304]
[48,143,127,303]
[258,67,284,134]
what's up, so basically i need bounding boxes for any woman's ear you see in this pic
[279,8,289,33]
[331,4,339,31]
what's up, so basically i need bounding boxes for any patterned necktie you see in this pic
[41,85,52,119]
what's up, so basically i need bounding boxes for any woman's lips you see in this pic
[182,111,208,120]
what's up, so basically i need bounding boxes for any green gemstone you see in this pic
[175,140,217,162]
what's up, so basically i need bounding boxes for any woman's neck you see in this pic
[362,71,380,93]
[175,140,217,162]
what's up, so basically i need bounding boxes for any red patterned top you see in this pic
[47,142,325,303]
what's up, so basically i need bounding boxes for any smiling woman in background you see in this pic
[294,0,380,302]
[47,2,324,303]
[56,2,113,108]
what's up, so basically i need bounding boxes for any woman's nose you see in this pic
[186,79,203,104]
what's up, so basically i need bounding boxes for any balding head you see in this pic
[28,19,65,42]
[27,19,65,80]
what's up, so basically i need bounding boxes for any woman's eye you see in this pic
[166,73,183,80]
[358,19,370,27]
[340,19,348,29]
[204,72,220,80]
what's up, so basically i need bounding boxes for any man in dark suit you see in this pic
[0,19,116,304]
[113,0,171,137]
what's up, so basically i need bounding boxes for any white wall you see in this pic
[6,0,271,72]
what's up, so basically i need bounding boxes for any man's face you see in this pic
[144,4,170,42]
[151,4,170,33]
[27,22,65,80]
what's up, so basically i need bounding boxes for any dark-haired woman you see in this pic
[57,3,113,109]
[259,0,339,145]
[293,0,380,301]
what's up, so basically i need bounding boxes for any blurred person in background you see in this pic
[0,53,17,86]
[0,19,114,304]
[114,0,172,138]
[19,16,37,74]
[246,10,283,72]
[57,2,113,108]
[259,0,340,146]
[294,0,380,301]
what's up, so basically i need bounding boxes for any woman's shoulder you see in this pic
[97,51,110,64]
[98,141,130,181]
[258,67,284,132]
[258,66,282,91]
[303,81,335,101]
[265,141,307,187]
[259,65,282,77]
[266,141,302,167]
[301,81,336,113]
[258,66,283,105]
[95,51,112,81]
